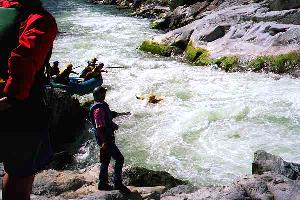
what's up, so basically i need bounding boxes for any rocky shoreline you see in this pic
[2,149,299,199]
[88,0,300,77]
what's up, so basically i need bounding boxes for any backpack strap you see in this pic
[0,7,21,81]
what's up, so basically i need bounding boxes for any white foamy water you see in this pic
[44,0,300,185]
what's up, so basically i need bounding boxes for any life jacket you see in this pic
[0,7,50,101]
[89,102,115,145]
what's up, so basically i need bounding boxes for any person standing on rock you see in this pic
[89,86,131,194]
[0,0,58,199]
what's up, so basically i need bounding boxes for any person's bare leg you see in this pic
[2,173,34,200]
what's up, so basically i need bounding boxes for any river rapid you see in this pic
[43,0,300,186]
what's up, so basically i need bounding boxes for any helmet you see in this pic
[91,57,98,62]
[67,64,73,69]
[93,86,107,100]
[53,61,59,64]
[98,62,104,68]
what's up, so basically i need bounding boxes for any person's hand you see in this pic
[0,97,11,112]
[112,122,119,131]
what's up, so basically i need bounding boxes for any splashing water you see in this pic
[44,0,300,185]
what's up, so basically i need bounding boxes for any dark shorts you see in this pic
[0,100,53,177]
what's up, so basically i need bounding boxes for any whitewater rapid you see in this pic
[44,0,300,185]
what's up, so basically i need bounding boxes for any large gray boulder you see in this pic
[123,167,188,189]
[252,150,300,180]
[33,170,92,197]
[266,0,300,11]
[46,88,86,152]
[147,1,300,62]
[168,0,199,10]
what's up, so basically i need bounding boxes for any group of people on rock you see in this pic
[0,0,131,199]
[49,57,107,85]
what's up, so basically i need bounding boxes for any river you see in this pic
[43,0,300,185]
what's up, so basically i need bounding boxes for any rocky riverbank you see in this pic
[138,0,300,76]
[3,150,298,199]
[42,150,300,199]
[88,0,300,76]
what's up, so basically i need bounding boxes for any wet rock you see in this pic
[236,172,300,200]
[33,169,92,196]
[198,25,231,43]
[252,150,300,180]
[255,9,300,25]
[78,190,142,200]
[133,5,170,19]
[267,0,300,11]
[168,0,199,11]
[161,184,198,197]
[164,1,211,30]
[45,88,87,169]
[123,166,188,189]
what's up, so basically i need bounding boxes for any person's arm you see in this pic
[112,122,118,132]
[3,13,58,103]
[111,111,131,118]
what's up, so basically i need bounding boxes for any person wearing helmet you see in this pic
[50,61,60,77]
[0,0,58,199]
[84,63,106,82]
[89,87,131,194]
[54,64,79,85]
[79,57,99,78]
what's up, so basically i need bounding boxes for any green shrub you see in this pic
[214,56,239,72]
[249,52,300,74]
[249,56,271,72]
[270,52,300,73]
[139,40,175,56]
[185,41,211,65]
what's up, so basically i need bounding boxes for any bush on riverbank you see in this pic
[184,41,211,66]
[249,51,300,74]
[214,56,239,72]
[140,40,178,56]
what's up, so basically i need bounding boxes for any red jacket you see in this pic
[0,0,58,101]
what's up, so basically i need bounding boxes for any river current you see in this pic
[44,0,300,185]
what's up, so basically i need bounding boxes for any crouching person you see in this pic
[89,86,131,194]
